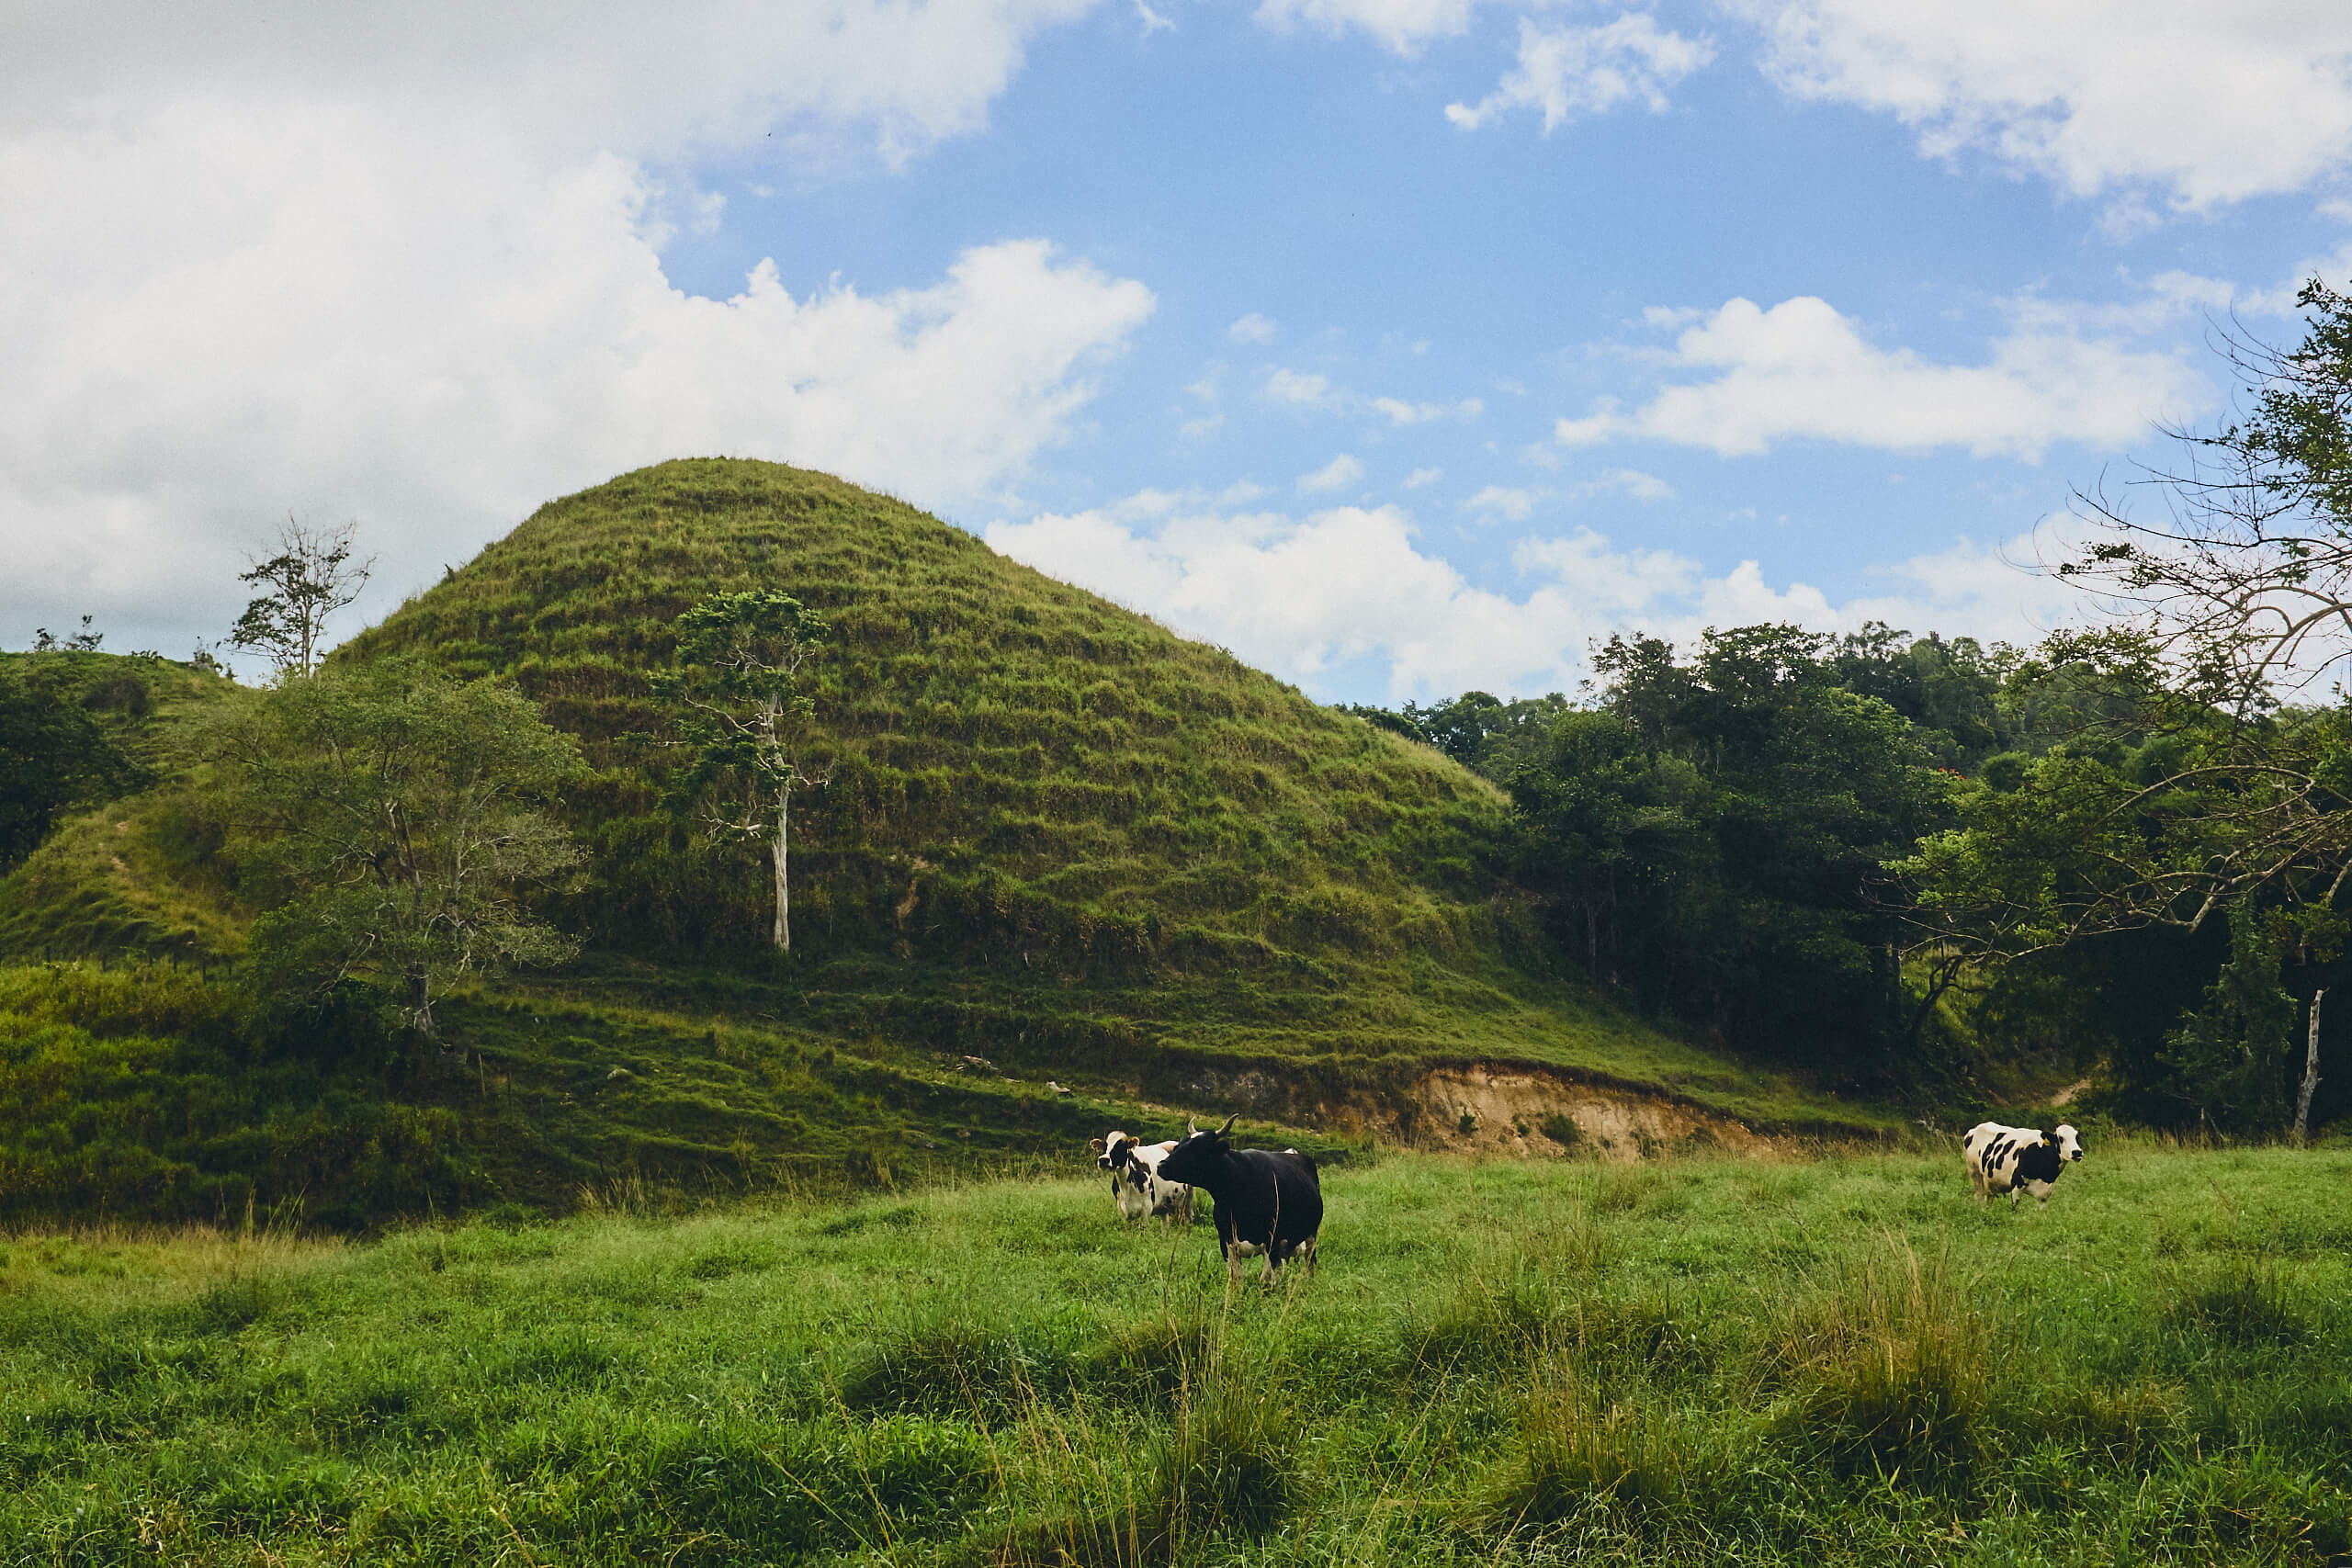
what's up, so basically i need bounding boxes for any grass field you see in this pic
[6,1139,2349,1565]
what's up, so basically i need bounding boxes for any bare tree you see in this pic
[2058,279,2352,712]
[228,516,374,680]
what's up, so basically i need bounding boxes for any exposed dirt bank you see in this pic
[1156,1060,1779,1163]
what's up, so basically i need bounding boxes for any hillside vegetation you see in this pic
[6,1142,2349,1564]
[0,461,1885,1226]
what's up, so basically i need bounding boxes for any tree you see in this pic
[228,517,374,680]
[194,658,585,1043]
[31,616,106,653]
[1901,286,2352,965]
[652,591,831,953]
[1499,626,1957,1073]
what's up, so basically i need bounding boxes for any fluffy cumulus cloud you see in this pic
[1555,293,2200,459]
[1747,0,2352,209]
[986,491,2099,698]
[0,0,1144,651]
[1446,14,1715,132]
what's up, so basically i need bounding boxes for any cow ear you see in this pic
[1216,1113,1238,1136]
[1089,1138,1106,1155]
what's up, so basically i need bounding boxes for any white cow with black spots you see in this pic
[1089,1130,1193,1224]
[1963,1122,2085,1207]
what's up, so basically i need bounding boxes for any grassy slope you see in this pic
[6,1142,2349,1565]
[0,652,240,959]
[334,458,1855,1126]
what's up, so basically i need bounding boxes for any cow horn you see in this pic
[1216,1113,1238,1135]
[1187,1120,1198,1135]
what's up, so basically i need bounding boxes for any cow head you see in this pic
[1158,1114,1236,1187]
[2052,1123,2084,1162]
[1094,1131,1138,1171]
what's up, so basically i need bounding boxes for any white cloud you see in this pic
[1406,467,1443,488]
[0,1,1143,653]
[986,491,2100,699]
[1299,453,1367,492]
[5,0,1100,167]
[1576,468,1674,502]
[1748,0,2352,210]
[1373,395,1485,424]
[1267,368,1335,406]
[1227,312,1279,344]
[1446,14,1715,132]
[1253,0,1479,55]
[1555,293,2200,460]
[1133,0,1177,34]
[1464,485,1539,522]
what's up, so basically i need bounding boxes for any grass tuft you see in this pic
[2165,1258,2312,1347]
[1767,1242,1988,1483]
[1496,1375,1709,1529]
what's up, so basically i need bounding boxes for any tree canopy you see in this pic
[193,659,585,1042]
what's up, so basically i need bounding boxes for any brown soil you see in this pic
[1146,1060,1777,1164]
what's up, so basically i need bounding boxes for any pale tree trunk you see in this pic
[2294,987,2325,1143]
[772,776,791,952]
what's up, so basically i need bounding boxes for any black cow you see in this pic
[1156,1115,1322,1287]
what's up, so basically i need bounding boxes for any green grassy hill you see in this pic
[0,460,1889,1226]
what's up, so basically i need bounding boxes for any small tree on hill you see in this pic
[196,658,585,1045]
[652,591,830,953]
[229,517,374,681]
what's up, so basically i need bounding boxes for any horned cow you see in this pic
[1156,1115,1322,1288]
[1962,1121,2085,1207]
[1089,1130,1193,1224]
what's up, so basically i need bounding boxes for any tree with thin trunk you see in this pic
[229,516,375,681]
[652,591,830,952]
[194,657,585,1044]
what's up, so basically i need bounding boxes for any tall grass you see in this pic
[1765,1240,1990,1483]
[6,1142,2352,1563]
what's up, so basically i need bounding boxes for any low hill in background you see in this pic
[0,460,1887,1226]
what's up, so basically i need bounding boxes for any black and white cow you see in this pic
[1155,1115,1322,1288]
[1962,1121,2085,1207]
[1089,1130,1193,1224]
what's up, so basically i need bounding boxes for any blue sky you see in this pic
[7,1,2352,703]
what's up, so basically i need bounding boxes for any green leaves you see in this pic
[190,658,586,1038]
[656,591,831,950]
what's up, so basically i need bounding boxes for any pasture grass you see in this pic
[6,1140,2351,1565]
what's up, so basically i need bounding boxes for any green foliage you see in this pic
[1502,625,1959,1076]
[189,660,587,1039]
[2153,905,2302,1134]
[651,589,830,950]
